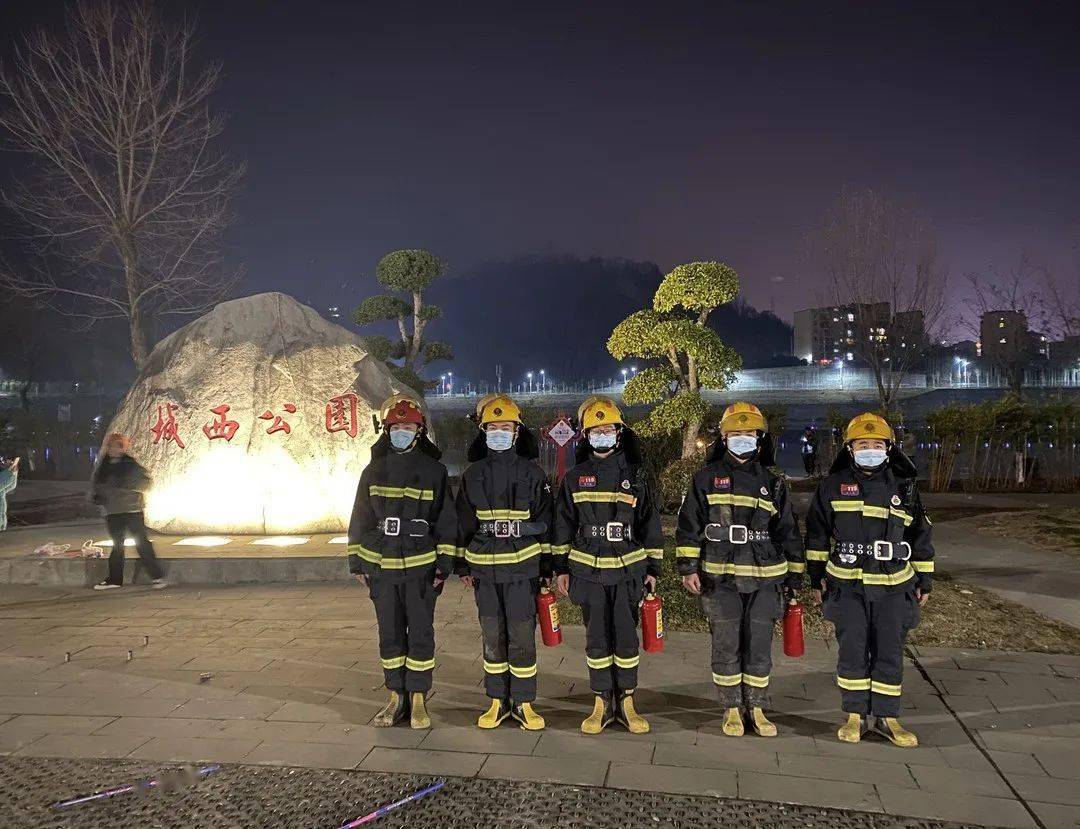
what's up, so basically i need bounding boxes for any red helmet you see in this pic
[380,394,424,427]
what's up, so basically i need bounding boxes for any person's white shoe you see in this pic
[151,579,168,590]
[93,581,121,591]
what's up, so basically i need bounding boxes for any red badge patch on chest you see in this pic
[713,476,731,490]
[840,483,860,497]
[578,475,597,488]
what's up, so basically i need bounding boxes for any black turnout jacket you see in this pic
[804,449,934,597]
[347,434,457,582]
[456,428,554,583]
[552,434,664,585]
[676,449,805,592]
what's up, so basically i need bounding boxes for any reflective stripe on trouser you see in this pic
[700,582,782,708]
[824,587,918,717]
[474,577,539,703]
[570,575,643,693]
[370,575,440,693]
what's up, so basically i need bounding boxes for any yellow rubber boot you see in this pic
[721,707,745,737]
[876,717,919,748]
[511,702,546,731]
[409,692,431,730]
[749,707,777,737]
[837,713,863,743]
[372,691,408,728]
[581,694,614,735]
[477,699,510,729]
[616,691,650,734]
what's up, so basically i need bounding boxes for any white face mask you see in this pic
[589,431,617,451]
[726,435,759,456]
[485,430,514,451]
[853,448,888,469]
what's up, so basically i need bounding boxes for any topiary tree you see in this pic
[351,249,454,392]
[608,261,743,459]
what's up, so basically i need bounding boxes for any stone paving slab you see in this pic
[0,582,1078,828]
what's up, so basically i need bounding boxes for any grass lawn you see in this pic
[556,543,1080,655]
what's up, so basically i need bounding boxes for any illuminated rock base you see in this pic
[105,292,414,534]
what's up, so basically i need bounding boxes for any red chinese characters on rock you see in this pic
[325,393,359,438]
[203,404,240,442]
[151,403,186,449]
[259,403,297,436]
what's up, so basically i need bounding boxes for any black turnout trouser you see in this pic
[475,577,539,703]
[823,585,920,717]
[802,453,817,476]
[571,575,643,694]
[106,511,164,584]
[700,582,782,708]
[370,574,440,693]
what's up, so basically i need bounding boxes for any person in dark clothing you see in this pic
[456,394,553,731]
[347,394,457,730]
[801,426,819,477]
[676,402,805,737]
[805,412,933,748]
[90,434,166,590]
[552,396,664,735]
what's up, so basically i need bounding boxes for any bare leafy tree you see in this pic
[813,187,948,411]
[0,1,243,368]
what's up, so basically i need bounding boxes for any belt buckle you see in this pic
[409,518,429,538]
[704,523,726,543]
[494,519,512,539]
[728,524,749,545]
[605,521,625,542]
[383,517,401,537]
[873,540,893,561]
[898,541,912,561]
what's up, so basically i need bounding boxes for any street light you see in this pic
[835,358,845,390]
[447,371,453,396]
[621,368,628,385]
[440,374,446,395]
[527,371,533,393]
[540,369,545,392]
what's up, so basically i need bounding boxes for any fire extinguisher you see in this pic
[783,598,805,658]
[537,587,562,647]
[641,592,664,653]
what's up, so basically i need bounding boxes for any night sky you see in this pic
[2,0,1079,380]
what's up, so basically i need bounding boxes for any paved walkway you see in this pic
[1,584,1078,828]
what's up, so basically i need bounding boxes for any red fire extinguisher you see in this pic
[537,587,562,647]
[783,599,805,657]
[641,592,664,653]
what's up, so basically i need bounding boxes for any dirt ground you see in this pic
[947,507,1080,558]
[557,544,1080,655]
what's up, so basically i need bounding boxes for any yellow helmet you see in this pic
[379,393,425,426]
[719,401,766,435]
[476,393,522,426]
[578,395,623,431]
[844,412,894,443]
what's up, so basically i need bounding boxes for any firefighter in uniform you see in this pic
[552,396,664,735]
[805,412,933,747]
[456,394,552,731]
[676,402,805,737]
[347,394,458,729]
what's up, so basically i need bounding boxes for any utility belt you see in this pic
[476,520,547,539]
[702,524,771,544]
[378,517,430,538]
[835,540,912,561]
[578,522,633,543]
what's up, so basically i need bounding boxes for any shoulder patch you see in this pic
[760,485,770,497]
[713,476,731,490]
[578,475,597,488]
[621,479,631,490]
[890,494,901,506]
[840,483,860,497]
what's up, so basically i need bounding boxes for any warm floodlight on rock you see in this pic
[329,536,349,544]
[251,536,310,547]
[100,293,412,535]
[174,536,232,547]
[95,538,137,547]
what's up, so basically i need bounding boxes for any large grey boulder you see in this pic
[106,292,417,534]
